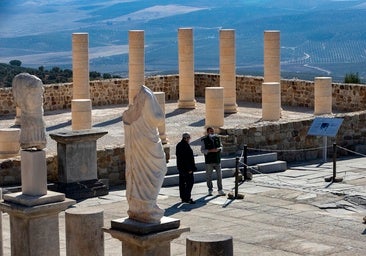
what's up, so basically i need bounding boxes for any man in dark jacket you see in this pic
[176,132,197,204]
[200,127,225,196]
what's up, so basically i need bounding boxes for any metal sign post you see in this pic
[323,136,327,162]
[308,117,343,162]
[308,117,344,183]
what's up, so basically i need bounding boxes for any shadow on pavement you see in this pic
[164,195,220,216]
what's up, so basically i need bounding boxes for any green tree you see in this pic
[9,60,22,66]
[344,72,361,84]
[103,73,112,79]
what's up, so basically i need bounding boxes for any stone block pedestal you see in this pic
[0,192,75,256]
[104,217,189,256]
[49,129,108,200]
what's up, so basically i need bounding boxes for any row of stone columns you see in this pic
[177,28,238,115]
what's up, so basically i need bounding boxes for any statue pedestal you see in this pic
[104,217,189,256]
[49,129,108,200]
[0,192,75,256]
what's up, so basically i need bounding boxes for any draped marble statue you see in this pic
[122,85,167,223]
[12,73,46,150]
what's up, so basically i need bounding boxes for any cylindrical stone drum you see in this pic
[186,233,233,256]
[0,128,20,159]
[205,87,224,128]
[262,82,281,121]
[314,77,332,115]
[66,207,104,256]
[71,99,92,130]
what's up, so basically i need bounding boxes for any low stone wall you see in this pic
[0,144,171,188]
[1,73,366,115]
[220,110,366,162]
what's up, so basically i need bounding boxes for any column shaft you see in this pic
[264,30,280,83]
[178,28,196,108]
[220,29,237,113]
[129,30,145,104]
[72,33,90,99]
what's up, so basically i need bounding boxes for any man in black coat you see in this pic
[176,132,197,204]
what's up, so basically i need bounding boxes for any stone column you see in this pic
[72,33,90,99]
[178,28,196,109]
[220,29,237,113]
[264,30,280,83]
[129,30,145,104]
[0,128,20,159]
[153,92,168,144]
[262,82,281,121]
[66,208,104,256]
[314,77,332,115]
[71,99,92,130]
[72,33,92,130]
[186,233,233,256]
[205,87,224,128]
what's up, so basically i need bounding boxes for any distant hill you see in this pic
[0,63,119,87]
[1,0,366,82]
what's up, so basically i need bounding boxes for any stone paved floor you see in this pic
[2,157,366,255]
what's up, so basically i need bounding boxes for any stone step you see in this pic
[253,160,287,174]
[162,168,235,187]
[163,153,286,187]
[166,153,279,175]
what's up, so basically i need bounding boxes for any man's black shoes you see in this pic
[182,199,196,204]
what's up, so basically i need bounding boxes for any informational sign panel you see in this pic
[307,117,343,137]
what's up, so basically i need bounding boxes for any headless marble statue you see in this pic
[12,73,46,150]
[122,85,167,223]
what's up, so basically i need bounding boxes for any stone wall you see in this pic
[1,73,366,115]
[220,110,366,162]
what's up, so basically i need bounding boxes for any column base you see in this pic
[178,99,196,109]
[104,217,189,256]
[224,103,238,114]
[3,190,65,207]
[49,179,109,200]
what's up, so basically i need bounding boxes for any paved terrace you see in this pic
[1,99,366,255]
[0,98,317,157]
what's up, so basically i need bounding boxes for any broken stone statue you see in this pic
[12,73,46,150]
[122,85,167,224]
